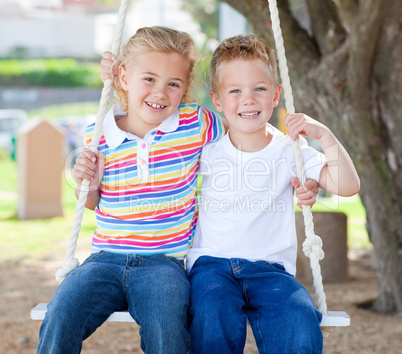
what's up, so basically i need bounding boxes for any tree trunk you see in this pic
[223,0,402,313]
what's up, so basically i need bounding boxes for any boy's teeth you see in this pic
[240,112,258,117]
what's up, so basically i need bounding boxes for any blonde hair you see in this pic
[114,26,200,111]
[210,34,279,94]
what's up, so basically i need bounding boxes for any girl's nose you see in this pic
[152,85,168,99]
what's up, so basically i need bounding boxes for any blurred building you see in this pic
[0,0,205,58]
[0,0,120,58]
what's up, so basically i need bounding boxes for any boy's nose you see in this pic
[242,92,257,105]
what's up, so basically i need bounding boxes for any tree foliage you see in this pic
[0,59,102,88]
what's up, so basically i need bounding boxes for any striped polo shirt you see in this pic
[83,104,224,258]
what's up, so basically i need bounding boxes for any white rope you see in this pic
[267,0,328,314]
[55,0,130,282]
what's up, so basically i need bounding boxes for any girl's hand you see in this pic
[292,177,318,209]
[73,148,105,191]
[285,113,329,141]
[100,51,121,82]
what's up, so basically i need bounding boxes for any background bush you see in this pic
[0,58,102,87]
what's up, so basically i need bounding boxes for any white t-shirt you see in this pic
[186,125,326,275]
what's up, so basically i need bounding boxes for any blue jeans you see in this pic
[38,251,190,354]
[188,256,323,354]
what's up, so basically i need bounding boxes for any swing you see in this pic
[31,0,350,328]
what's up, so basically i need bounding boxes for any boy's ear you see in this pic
[119,66,128,90]
[273,84,282,107]
[209,91,223,112]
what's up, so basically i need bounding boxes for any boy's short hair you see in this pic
[114,26,200,111]
[210,34,279,93]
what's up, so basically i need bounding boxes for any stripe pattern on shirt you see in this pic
[83,104,224,258]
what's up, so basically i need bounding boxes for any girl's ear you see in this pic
[273,84,282,107]
[209,91,223,112]
[119,66,128,91]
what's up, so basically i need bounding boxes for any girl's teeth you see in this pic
[147,102,165,109]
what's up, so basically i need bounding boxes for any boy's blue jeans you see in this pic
[188,256,323,354]
[37,251,190,354]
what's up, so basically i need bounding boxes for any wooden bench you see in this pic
[31,303,350,326]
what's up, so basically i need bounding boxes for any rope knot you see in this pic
[302,234,325,260]
[55,258,80,282]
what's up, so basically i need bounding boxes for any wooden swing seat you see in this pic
[30,303,350,327]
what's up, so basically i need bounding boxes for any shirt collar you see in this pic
[103,104,180,148]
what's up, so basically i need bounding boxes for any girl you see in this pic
[37,26,225,354]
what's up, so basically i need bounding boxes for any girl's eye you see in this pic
[169,82,180,88]
[144,77,154,82]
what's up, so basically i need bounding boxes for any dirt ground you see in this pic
[1,247,401,354]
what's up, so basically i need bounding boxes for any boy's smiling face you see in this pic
[210,58,281,136]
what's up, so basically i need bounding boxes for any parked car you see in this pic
[0,109,28,156]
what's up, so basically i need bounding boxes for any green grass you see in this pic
[311,194,369,248]
[0,155,96,261]
[28,101,101,120]
[0,156,370,262]
[0,156,17,192]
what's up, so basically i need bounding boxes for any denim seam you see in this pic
[161,254,186,273]
[81,287,123,338]
[127,294,139,324]
[244,282,249,304]
[81,250,104,265]
[251,312,267,354]
[232,265,240,274]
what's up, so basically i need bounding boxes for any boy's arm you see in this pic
[285,113,360,197]
[73,148,105,210]
[317,131,360,196]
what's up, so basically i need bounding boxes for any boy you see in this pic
[186,34,360,353]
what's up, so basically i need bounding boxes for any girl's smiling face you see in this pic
[119,50,190,131]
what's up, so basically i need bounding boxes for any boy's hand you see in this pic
[292,177,318,209]
[285,113,329,141]
[73,148,105,191]
[100,51,121,82]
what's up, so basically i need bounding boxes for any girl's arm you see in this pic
[73,148,105,210]
[285,113,360,197]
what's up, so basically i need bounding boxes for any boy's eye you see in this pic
[255,87,266,92]
[230,89,240,94]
